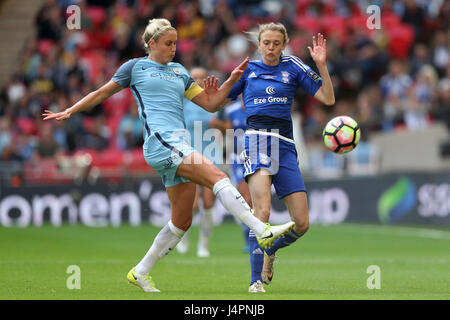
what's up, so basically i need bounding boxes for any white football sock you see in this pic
[176,228,190,254]
[198,207,213,247]
[135,220,185,275]
[212,178,266,237]
[177,208,196,254]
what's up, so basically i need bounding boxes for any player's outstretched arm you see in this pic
[42,80,123,121]
[308,33,335,106]
[192,57,249,113]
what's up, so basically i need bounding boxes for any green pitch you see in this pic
[0,223,449,300]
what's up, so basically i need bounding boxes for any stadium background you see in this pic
[0,0,448,227]
[0,0,449,301]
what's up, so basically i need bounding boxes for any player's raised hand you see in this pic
[203,75,219,95]
[42,109,72,121]
[308,33,327,66]
[230,57,250,83]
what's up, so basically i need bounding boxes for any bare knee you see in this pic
[172,216,192,232]
[213,171,228,184]
[205,168,228,190]
[203,199,214,209]
[179,220,192,232]
[177,153,228,189]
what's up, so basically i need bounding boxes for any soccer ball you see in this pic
[323,116,361,154]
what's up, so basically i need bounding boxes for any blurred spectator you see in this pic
[178,2,205,41]
[355,86,383,136]
[333,43,363,95]
[308,144,345,179]
[16,133,37,161]
[65,112,86,152]
[82,115,110,150]
[409,43,431,78]
[434,62,450,129]
[379,60,413,130]
[35,0,63,41]
[0,117,12,156]
[0,0,448,183]
[356,37,389,88]
[431,30,449,77]
[437,62,450,111]
[117,102,143,150]
[204,0,237,47]
[347,140,380,176]
[404,64,438,130]
[34,123,61,158]
[6,77,26,107]
[1,143,24,162]
[303,105,329,144]
[399,0,425,39]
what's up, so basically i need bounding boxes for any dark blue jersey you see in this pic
[229,55,322,138]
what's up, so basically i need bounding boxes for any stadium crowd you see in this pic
[0,0,449,184]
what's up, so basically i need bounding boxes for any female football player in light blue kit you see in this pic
[227,23,335,292]
[42,18,295,293]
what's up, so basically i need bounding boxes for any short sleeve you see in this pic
[111,59,139,88]
[288,55,323,97]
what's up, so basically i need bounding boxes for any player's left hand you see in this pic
[308,33,327,65]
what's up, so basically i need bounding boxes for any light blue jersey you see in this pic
[112,57,202,143]
[112,57,203,187]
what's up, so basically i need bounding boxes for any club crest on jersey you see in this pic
[172,67,181,74]
[265,86,275,94]
[281,71,290,83]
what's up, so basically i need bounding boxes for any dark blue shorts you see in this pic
[242,132,306,199]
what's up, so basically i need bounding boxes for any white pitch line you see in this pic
[168,257,450,265]
[334,223,450,241]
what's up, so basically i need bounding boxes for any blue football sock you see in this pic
[248,230,264,285]
[265,229,302,256]
[242,224,250,253]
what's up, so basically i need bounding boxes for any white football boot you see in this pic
[248,280,266,293]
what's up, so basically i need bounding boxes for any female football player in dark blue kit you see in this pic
[227,23,335,292]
